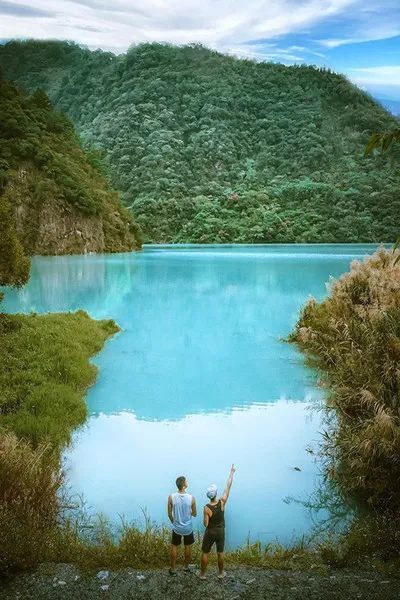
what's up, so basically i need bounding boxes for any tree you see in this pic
[0,196,30,299]
[1,40,399,243]
[365,129,400,262]
[31,88,52,111]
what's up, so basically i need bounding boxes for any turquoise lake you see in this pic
[2,244,383,547]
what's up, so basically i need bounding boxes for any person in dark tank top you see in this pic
[197,464,236,580]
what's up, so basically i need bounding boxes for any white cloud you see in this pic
[317,2,400,48]
[346,65,400,87]
[318,38,354,48]
[225,42,306,63]
[0,0,359,54]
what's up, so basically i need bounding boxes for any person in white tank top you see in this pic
[167,475,197,576]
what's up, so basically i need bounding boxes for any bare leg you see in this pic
[217,553,225,577]
[170,545,177,571]
[184,544,192,567]
[200,552,209,576]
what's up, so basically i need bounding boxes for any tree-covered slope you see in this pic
[1,40,399,243]
[0,70,141,255]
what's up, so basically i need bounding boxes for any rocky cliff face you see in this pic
[6,170,140,256]
[15,197,106,255]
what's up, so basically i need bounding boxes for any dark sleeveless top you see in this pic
[207,500,225,529]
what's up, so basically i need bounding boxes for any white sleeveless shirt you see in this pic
[171,492,193,535]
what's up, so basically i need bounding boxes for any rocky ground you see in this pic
[1,564,400,600]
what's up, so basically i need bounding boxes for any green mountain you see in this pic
[0,70,141,255]
[1,40,399,244]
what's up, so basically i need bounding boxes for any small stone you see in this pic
[246,578,256,584]
[97,570,109,581]
[58,581,66,586]
[136,574,146,581]
[100,584,109,591]
[74,575,80,581]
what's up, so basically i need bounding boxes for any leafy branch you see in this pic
[365,129,400,156]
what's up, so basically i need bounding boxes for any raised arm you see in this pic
[221,464,236,504]
[168,495,173,523]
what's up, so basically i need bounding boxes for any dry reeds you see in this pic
[0,431,62,574]
[290,246,400,512]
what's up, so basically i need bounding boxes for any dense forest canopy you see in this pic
[1,40,399,243]
[0,70,141,254]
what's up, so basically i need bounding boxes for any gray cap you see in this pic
[206,484,217,499]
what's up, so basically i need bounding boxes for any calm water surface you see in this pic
[2,244,382,547]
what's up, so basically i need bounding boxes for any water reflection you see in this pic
[2,245,382,544]
[64,401,324,548]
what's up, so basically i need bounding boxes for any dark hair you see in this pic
[176,476,186,490]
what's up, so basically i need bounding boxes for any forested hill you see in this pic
[1,40,399,244]
[0,71,141,254]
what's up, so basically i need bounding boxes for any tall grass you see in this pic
[290,247,400,514]
[0,432,62,574]
[0,310,119,448]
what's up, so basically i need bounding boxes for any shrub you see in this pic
[290,247,400,512]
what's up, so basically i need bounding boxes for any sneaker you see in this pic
[169,569,177,577]
[183,564,194,573]
[196,571,207,580]
[217,571,226,580]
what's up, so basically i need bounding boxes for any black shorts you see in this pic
[171,531,195,546]
[201,527,225,553]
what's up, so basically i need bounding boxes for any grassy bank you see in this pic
[0,310,119,448]
[0,310,119,574]
[289,246,400,562]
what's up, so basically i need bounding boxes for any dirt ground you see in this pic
[1,563,400,600]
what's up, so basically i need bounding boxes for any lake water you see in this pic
[2,244,382,547]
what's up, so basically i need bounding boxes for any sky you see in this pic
[1,0,400,101]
